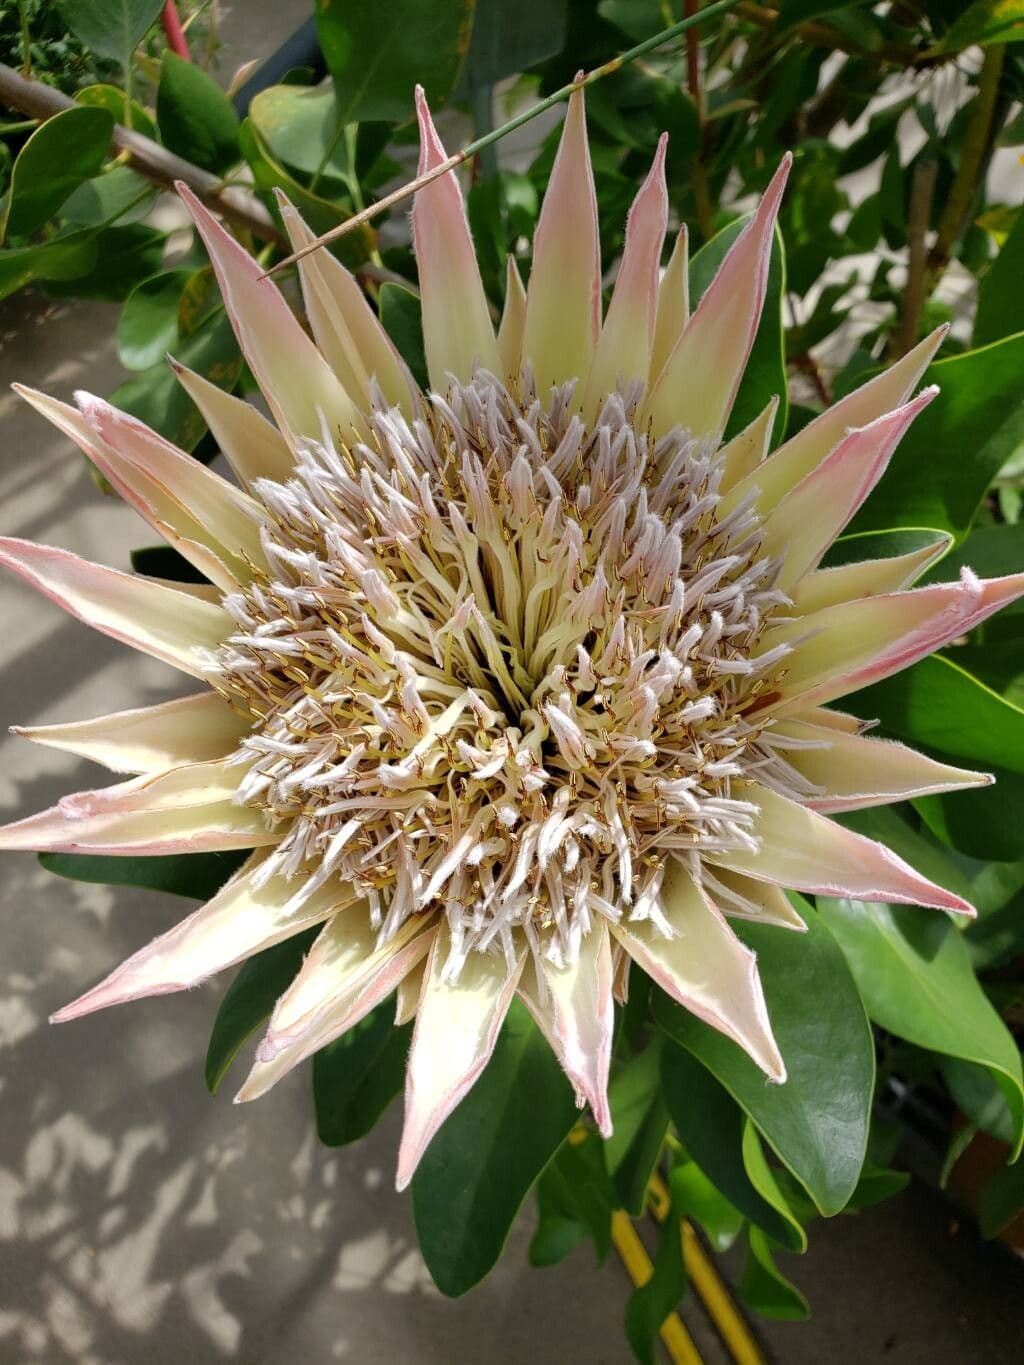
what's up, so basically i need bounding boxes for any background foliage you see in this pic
[4,0,1024,1350]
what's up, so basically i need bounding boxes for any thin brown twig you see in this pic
[892,156,937,359]
[0,61,283,245]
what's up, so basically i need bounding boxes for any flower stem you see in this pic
[923,43,1005,296]
[263,0,744,277]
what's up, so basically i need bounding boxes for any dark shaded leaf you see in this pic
[130,544,209,584]
[738,1227,809,1320]
[317,0,475,124]
[975,209,1024,346]
[314,1002,412,1144]
[40,849,247,900]
[117,269,191,370]
[206,928,320,1093]
[530,1129,616,1265]
[157,53,241,175]
[660,1043,804,1249]
[379,283,429,389]
[412,1000,576,1296]
[111,309,242,449]
[624,1190,687,1365]
[654,903,874,1215]
[849,334,1024,540]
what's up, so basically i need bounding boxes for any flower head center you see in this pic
[213,374,794,971]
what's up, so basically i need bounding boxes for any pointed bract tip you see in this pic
[762,154,793,213]
[415,87,447,173]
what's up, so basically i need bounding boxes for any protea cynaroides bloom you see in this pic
[2,88,1020,1190]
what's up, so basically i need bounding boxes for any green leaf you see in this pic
[464,0,569,87]
[742,1122,809,1248]
[942,1057,1017,1145]
[604,1036,670,1215]
[205,929,319,1093]
[130,544,208,583]
[76,83,156,137]
[968,884,1024,971]
[57,0,164,64]
[975,210,1024,347]
[379,283,429,390]
[821,526,951,571]
[654,903,874,1216]
[110,308,242,449]
[916,766,1024,861]
[817,897,1024,1159]
[624,1182,687,1365]
[157,53,241,175]
[313,1002,412,1144]
[660,1043,805,1249]
[848,334,1024,541]
[117,269,191,370]
[979,1152,1024,1237]
[929,0,1024,54]
[777,0,870,28]
[317,0,475,125]
[1,105,112,240]
[738,1227,809,1321]
[529,1199,586,1267]
[669,1159,745,1252]
[248,83,347,179]
[237,121,371,265]
[614,1092,670,1217]
[60,165,155,228]
[412,1000,576,1296]
[689,216,788,444]
[843,654,1024,775]
[530,1129,616,1265]
[44,223,165,302]
[0,233,98,301]
[844,1162,910,1210]
[39,849,247,900]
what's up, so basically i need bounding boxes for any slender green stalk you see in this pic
[18,0,30,78]
[264,0,743,276]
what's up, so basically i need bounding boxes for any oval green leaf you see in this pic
[818,897,1024,1158]
[2,105,112,240]
[849,333,1024,541]
[412,999,577,1297]
[157,52,241,175]
[117,269,191,370]
[653,902,875,1216]
[660,1042,805,1250]
[205,928,319,1093]
[313,1003,412,1145]
[317,0,475,124]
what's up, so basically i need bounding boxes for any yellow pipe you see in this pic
[647,1173,767,1365]
[611,1210,704,1365]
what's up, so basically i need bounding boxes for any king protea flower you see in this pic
[3,88,1020,1190]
